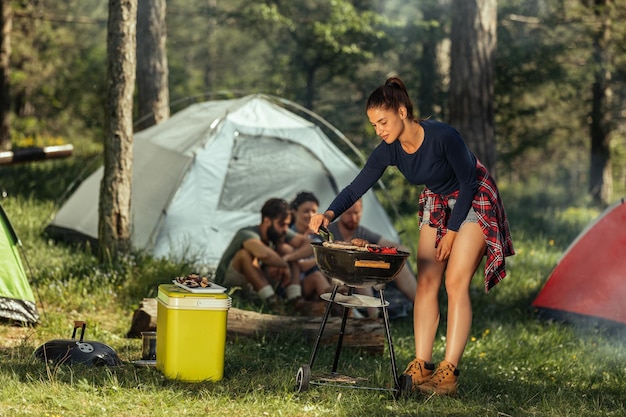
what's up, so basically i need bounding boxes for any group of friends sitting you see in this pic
[214,192,416,317]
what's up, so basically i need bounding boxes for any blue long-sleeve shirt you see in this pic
[328,120,478,231]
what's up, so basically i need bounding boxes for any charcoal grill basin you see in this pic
[311,242,409,288]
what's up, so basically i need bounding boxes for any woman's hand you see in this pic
[309,212,332,233]
[436,230,457,262]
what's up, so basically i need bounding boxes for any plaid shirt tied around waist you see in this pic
[418,161,515,292]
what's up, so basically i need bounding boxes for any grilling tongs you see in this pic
[318,225,334,242]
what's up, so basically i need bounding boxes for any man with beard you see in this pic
[215,198,314,310]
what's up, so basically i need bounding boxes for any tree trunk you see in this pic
[448,0,497,176]
[588,0,613,206]
[0,1,11,151]
[304,67,316,110]
[418,0,449,120]
[99,0,138,260]
[136,0,169,131]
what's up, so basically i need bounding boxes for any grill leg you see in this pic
[330,287,352,373]
[379,288,401,388]
[308,284,339,369]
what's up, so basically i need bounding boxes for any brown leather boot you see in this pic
[402,358,435,390]
[417,360,459,395]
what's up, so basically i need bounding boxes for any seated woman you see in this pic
[289,191,334,301]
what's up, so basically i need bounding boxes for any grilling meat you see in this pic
[174,273,212,288]
[350,238,369,247]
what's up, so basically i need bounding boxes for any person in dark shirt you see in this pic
[216,198,315,312]
[309,77,514,395]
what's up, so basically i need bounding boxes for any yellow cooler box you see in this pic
[156,284,231,382]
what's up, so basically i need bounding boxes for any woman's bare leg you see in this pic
[442,222,486,367]
[414,226,446,361]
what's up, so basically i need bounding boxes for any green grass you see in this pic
[1,155,626,416]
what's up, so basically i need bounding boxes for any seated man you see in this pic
[215,198,314,310]
[328,198,417,318]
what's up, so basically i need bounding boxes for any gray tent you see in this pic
[46,94,400,267]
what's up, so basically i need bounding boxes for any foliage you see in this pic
[11,0,108,142]
[495,0,626,198]
[235,0,392,112]
[495,3,588,186]
[5,0,624,203]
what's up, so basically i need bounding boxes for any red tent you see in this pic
[532,198,626,326]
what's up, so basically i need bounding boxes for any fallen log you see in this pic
[226,307,385,355]
[126,298,158,338]
[0,144,74,165]
[127,298,385,355]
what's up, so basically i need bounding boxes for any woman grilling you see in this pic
[309,76,514,396]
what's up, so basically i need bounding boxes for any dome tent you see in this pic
[46,94,400,268]
[531,198,626,326]
[0,202,39,324]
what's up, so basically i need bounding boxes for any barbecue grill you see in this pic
[295,242,412,398]
[34,321,122,367]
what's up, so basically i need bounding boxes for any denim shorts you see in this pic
[419,197,478,230]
